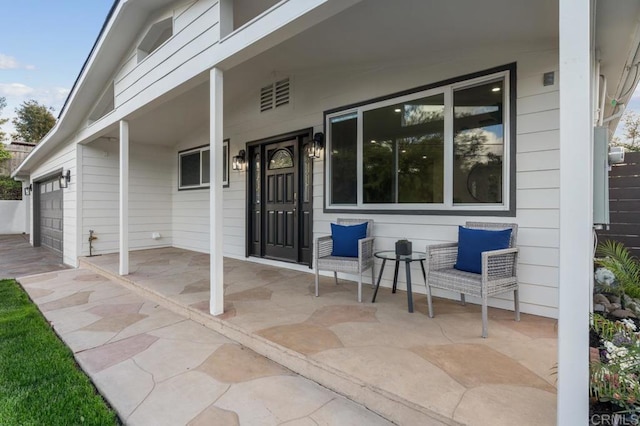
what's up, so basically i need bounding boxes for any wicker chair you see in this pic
[425,222,519,338]
[315,218,375,302]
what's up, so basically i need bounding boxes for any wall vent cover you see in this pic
[260,78,290,112]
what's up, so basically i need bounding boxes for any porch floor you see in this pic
[80,247,557,425]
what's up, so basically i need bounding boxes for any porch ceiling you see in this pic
[225,0,559,96]
[99,79,210,147]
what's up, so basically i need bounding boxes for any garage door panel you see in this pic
[38,176,63,257]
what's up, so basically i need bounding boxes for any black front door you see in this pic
[264,140,297,261]
[247,129,313,265]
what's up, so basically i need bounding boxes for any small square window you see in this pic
[179,146,210,189]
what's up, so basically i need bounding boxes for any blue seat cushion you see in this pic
[454,226,512,274]
[331,222,368,257]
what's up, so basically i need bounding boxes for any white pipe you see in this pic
[602,103,625,124]
[599,74,606,126]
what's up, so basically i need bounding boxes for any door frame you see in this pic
[245,128,314,266]
[32,168,64,250]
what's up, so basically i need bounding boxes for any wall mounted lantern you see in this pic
[308,132,324,159]
[232,150,246,171]
[24,184,32,196]
[59,170,71,189]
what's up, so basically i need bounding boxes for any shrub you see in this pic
[596,240,640,300]
[0,175,21,200]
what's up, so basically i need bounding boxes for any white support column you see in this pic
[558,0,592,424]
[210,68,224,315]
[119,120,130,276]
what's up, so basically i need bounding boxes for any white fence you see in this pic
[0,199,29,234]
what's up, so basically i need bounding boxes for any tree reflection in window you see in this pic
[453,80,504,204]
[363,93,445,204]
[269,148,293,169]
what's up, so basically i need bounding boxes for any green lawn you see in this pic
[0,279,118,425]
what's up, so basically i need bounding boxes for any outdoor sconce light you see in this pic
[24,184,32,196]
[59,170,71,189]
[232,150,246,171]
[308,132,324,159]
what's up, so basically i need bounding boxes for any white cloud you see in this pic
[0,54,19,69]
[0,83,35,98]
[0,84,70,139]
[0,54,35,70]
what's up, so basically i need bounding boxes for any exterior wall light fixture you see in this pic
[24,184,32,196]
[232,150,246,171]
[308,132,324,159]
[59,170,71,189]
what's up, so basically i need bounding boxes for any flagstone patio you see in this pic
[0,234,67,278]
[19,268,391,425]
[71,247,557,425]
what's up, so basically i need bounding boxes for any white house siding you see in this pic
[172,129,210,253]
[113,0,220,110]
[29,139,77,266]
[209,43,559,318]
[80,138,173,256]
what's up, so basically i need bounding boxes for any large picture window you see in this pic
[325,65,514,214]
[179,145,210,190]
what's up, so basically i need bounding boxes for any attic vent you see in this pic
[260,78,290,112]
[260,85,274,112]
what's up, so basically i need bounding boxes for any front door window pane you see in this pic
[453,80,504,204]
[363,93,444,204]
[330,113,357,204]
[269,149,293,169]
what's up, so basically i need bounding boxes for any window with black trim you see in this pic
[325,66,513,214]
[179,146,210,189]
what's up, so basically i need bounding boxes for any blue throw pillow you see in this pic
[331,222,368,257]
[454,226,512,274]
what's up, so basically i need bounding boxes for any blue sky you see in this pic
[0,0,114,138]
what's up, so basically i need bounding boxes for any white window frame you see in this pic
[178,145,210,190]
[325,68,512,214]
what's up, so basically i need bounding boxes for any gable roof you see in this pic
[12,0,176,177]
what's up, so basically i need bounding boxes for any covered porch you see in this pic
[79,247,557,425]
[68,0,640,422]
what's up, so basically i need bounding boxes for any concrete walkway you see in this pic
[0,234,67,278]
[19,268,392,426]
